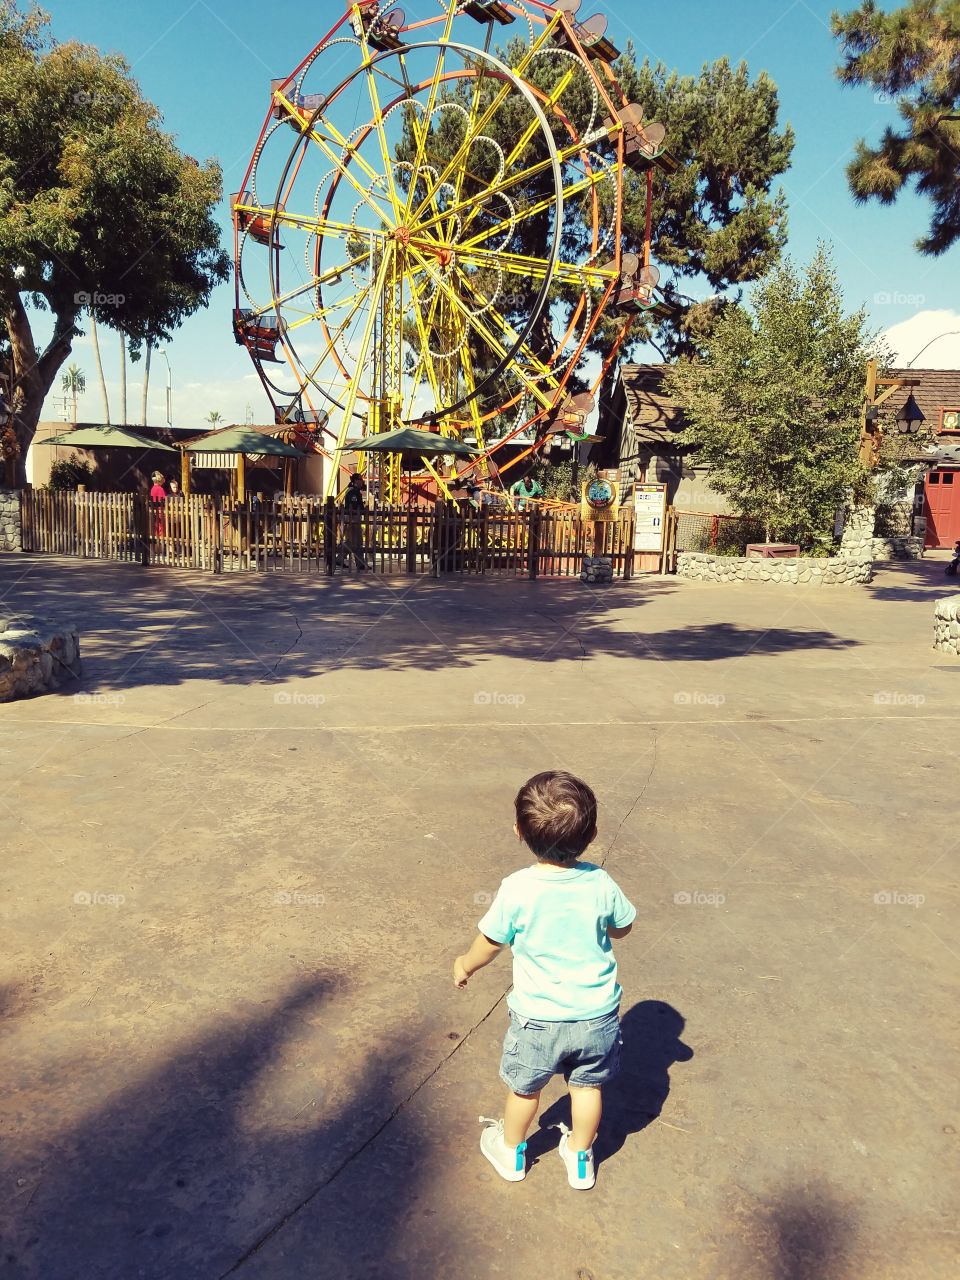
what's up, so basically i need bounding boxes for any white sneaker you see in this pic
[479,1116,527,1182]
[558,1130,596,1190]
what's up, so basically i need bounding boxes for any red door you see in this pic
[923,469,960,547]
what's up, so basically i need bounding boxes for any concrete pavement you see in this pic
[1,554,957,1279]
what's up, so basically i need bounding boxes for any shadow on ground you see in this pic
[0,976,430,1280]
[868,555,955,603]
[0,557,862,695]
[526,1000,693,1169]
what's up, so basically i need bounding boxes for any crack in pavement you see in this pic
[219,989,510,1278]
[601,731,659,869]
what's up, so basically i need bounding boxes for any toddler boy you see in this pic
[453,771,635,1189]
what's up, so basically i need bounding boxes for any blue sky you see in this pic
[38,0,960,427]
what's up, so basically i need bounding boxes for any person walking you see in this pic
[341,472,368,569]
[453,770,635,1190]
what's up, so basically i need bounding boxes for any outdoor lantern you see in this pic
[896,393,925,435]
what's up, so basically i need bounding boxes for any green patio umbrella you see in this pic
[346,427,479,459]
[42,425,178,452]
[185,426,303,501]
[345,427,479,503]
[184,427,303,457]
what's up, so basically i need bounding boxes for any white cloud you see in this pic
[882,309,960,368]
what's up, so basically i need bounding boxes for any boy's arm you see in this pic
[608,923,633,939]
[453,933,503,988]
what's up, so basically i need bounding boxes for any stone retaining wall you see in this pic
[677,552,873,585]
[872,534,923,560]
[0,617,81,701]
[933,595,960,655]
[0,488,21,552]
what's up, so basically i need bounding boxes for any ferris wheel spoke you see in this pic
[356,43,405,223]
[273,209,388,242]
[401,0,458,222]
[407,9,565,225]
[451,268,563,393]
[254,257,375,321]
[458,155,611,247]
[454,244,616,290]
[404,269,447,416]
[445,22,497,248]
[292,276,377,387]
[401,268,449,421]
[323,245,396,498]
[407,245,556,410]
[274,89,396,231]
[414,153,611,244]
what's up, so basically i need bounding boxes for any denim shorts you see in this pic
[499,1007,622,1095]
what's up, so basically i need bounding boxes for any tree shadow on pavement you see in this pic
[524,1000,693,1170]
[0,976,427,1280]
[0,558,864,692]
[638,624,859,662]
[732,1183,855,1280]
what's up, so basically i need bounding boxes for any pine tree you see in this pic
[833,0,960,254]
[666,246,879,544]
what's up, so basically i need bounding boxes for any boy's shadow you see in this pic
[525,1000,693,1169]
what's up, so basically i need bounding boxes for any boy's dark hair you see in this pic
[514,770,597,863]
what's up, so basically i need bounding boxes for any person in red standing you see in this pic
[149,471,167,539]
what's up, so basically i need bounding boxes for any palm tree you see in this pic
[206,410,224,426]
[141,342,152,427]
[88,309,109,424]
[60,362,86,423]
[119,334,127,424]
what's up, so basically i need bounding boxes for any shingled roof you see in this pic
[618,363,688,446]
[884,368,960,432]
[618,364,960,435]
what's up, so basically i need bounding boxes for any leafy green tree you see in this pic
[832,0,960,254]
[0,2,229,482]
[206,410,224,425]
[666,245,879,544]
[613,54,794,356]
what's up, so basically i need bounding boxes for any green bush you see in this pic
[47,456,94,490]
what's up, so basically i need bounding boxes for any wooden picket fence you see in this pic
[19,490,636,579]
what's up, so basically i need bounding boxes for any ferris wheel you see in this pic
[231,0,672,500]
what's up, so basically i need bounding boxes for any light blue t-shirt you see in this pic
[477,862,636,1021]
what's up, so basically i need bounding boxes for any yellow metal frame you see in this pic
[245,4,631,503]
